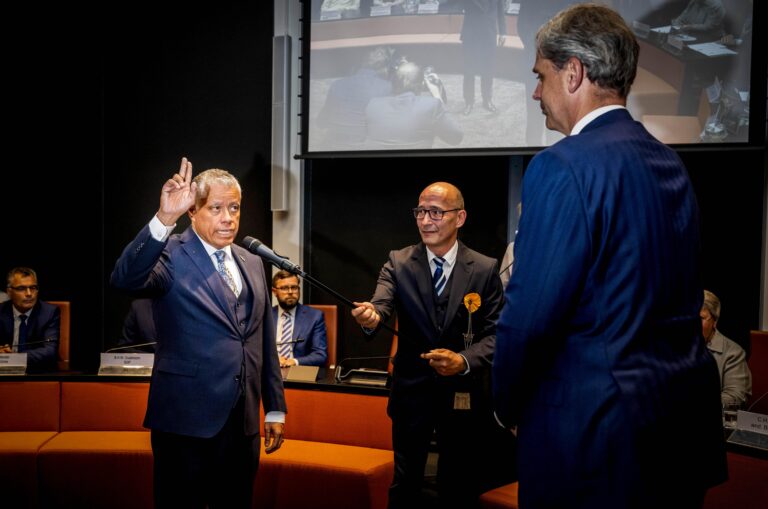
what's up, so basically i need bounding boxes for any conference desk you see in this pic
[637,36,740,116]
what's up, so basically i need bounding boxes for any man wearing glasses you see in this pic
[271,270,328,367]
[0,267,60,372]
[352,182,515,509]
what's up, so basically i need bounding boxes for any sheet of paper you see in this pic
[688,42,737,57]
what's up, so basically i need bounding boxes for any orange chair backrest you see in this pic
[47,300,70,371]
[308,304,337,369]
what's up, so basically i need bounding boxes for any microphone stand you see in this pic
[268,261,398,335]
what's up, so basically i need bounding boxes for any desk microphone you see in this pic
[746,391,768,413]
[10,338,56,350]
[105,342,157,353]
[334,355,393,382]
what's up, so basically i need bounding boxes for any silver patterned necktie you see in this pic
[214,250,238,296]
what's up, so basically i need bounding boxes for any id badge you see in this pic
[453,392,471,410]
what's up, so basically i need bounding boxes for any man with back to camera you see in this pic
[272,270,328,367]
[111,157,286,509]
[365,61,463,150]
[492,5,726,509]
[0,267,59,372]
[352,182,516,508]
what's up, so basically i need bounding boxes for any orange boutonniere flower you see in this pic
[463,293,481,348]
[463,292,481,313]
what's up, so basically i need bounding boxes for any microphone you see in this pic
[242,237,304,275]
[10,338,56,350]
[105,341,158,353]
[746,391,768,413]
[241,236,398,334]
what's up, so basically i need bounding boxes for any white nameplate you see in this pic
[320,10,342,21]
[98,353,154,376]
[507,3,520,15]
[370,5,391,17]
[0,353,28,374]
[418,3,439,14]
[632,20,650,39]
[667,35,685,51]
[736,411,768,436]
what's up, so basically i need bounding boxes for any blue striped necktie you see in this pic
[279,313,293,359]
[433,257,447,295]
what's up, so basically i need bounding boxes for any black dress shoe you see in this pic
[483,101,498,113]
[463,103,474,115]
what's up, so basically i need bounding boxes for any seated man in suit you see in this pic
[117,297,157,353]
[0,267,59,372]
[272,270,328,367]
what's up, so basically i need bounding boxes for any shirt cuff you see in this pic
[148,215,175,241]
[458,354,470,375]
[265,411,285,424]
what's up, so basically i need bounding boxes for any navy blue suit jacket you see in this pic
[272,304,328,366]
[111,226,286,438]
[493,109,726,507]
[0,300,59,372]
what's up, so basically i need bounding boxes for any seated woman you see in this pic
[701,290,752,408]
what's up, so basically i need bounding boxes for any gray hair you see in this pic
[393,62,424,95]
[702,290,721,322]
[192,169,241,208]
[536,3,639,98]
[363,46,394,74]
[7,267,37,287]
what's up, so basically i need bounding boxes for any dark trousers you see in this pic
[150,397,260,509]
[462,42,495,105]
[388,404,516,509]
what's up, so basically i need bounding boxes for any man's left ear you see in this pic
[566,57,584,94]
[456,209,467,228]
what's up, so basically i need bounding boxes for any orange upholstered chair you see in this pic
[37,382,153,509]
[0,381,61,509]
[47,300,70,371]
[254,387,394,509]
[308,304,338,369]
[480,482,519,509]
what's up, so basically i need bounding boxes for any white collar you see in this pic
[426,240,458,267]
[194,232,234,261]
[571,105,626,135]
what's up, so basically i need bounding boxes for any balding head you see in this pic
[416,182,466,256]
[419,182,465,210]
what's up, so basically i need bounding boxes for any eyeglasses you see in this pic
[275,285,300,292]
[8,285,39,293]
[412,207,462,220]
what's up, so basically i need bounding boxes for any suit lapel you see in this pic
[444,243,473,330]
[180,229,238,330]
[232,244,264,332]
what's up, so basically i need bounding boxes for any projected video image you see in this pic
[306,0,755,153]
